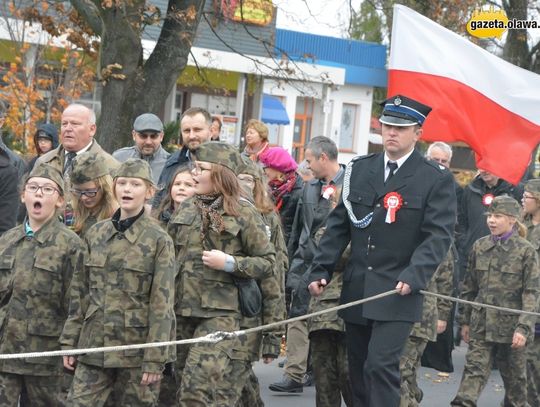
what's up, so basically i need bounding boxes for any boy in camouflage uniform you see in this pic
[0,164,85,406]
[61,159,176,406]
[399,248,454,407]
[167,143,275,407]
[521,179,540,407]
[451,196,540,407]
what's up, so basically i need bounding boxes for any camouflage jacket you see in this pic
[524,217,540,337]
[410,247,455,341]
[0,217,84,376]
[307,225,349,335]
[241,210,287,359]
[60,214,176,373]
[458,234,539,342]
[168,198,275,319]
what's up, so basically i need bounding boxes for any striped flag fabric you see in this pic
[387,5,540,184]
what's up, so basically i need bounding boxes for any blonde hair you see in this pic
[245,119,269,142]
[252,177,275,214]
[515,219,527,238]
[72,174,117,234]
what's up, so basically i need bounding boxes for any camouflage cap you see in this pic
[27,163,65,194]
[237,155,264,179]
[194,141,242,174]
[113,158,154,185]
[525,178,540,196]
[487,195,521,217]
[71,152,110,185]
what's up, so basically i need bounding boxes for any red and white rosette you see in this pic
[322,184,336,200]
[482,193,495,206]
[384,192,403,224]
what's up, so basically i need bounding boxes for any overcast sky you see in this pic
[274,0,363,39]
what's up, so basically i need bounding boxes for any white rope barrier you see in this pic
[0,289,538,360]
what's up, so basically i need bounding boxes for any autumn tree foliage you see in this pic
[0,1,95,154]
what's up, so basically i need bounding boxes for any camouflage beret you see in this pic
[71,152,110,185]
[27,163,65,194]
[113,158,154,185]
[525,178,540,196]
[487,195,521,218]
[194,141,242,174]
[237,155,264,179]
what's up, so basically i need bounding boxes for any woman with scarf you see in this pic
[165,142,275,407]
[241,119,270,163]
[260,146,303,247]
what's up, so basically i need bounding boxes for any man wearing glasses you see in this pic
[113,113,170,184]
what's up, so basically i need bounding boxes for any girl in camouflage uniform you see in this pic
[167,142,275,407]
[61,159,176,407]
[70,152,117,237]
[0,164,85,406]
[154,165,196,225]
[451,195,540,407]
[521,179,540,407]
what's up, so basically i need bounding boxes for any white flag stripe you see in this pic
[389,5,540,126]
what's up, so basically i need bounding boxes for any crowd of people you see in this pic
[0,95,537,407]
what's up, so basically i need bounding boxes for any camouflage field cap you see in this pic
[27,163,65,194]
[194,141,242,174]
[237,155,264,179]
[113,158,154,185]
[487,195,521,218]
[525,178,540,197]
[71,152,110,185]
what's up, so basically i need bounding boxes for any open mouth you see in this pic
[33,201,42,210]
[122,196,133,202]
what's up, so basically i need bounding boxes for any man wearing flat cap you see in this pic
[113,113,170,185]
[307,95,457,406]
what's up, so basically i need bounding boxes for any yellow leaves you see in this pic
[101,63,126,83]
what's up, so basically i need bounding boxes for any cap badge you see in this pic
[393,96,402,106]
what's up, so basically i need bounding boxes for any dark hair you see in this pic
[181,107,212,126]
[212,116,223,131]
[155,165,191,216]
[306,136,338,161]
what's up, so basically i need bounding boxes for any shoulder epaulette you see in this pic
[423,157,446,172]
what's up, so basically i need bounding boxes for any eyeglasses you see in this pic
[238,175,255,184]
[523,194,537,201]
[25,184,60,195]
[71,188,100,198]
[136,132,161,140]
[189,162,212,174]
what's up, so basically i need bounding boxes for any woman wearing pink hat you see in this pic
[259,146,303,246]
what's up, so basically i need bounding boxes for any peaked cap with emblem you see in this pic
[27,163,65,194]
[194,141,243,174]
[525,178,540,197]
[487,195,521,218]
[114,158,154,185]
[71,152,111,185]
[379,94,432,127]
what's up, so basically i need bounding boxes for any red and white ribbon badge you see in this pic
[322,184,336,200]
[384,192,403,224]
[482,193,495,206]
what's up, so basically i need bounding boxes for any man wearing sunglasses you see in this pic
[113,113,170,184]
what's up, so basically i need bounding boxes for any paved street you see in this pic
[255,344,504,406]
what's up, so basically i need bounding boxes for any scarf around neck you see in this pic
[268,172,297,212]
[195,193,225,247]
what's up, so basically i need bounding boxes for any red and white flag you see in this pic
[388,5,540,184]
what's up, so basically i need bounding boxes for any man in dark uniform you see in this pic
[308,95,456,407]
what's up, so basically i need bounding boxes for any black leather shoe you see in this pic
[269,376,303,393]
[302,371,314,387]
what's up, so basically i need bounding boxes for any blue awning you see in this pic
[261,94,290,125]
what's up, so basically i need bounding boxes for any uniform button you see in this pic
[370,245,375,250]
[116,233,124,240]
[25,236,32,241]
[376,204,381,208]
[367,266,373,271]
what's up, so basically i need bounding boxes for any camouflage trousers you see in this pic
[399,335,428,407]
[527,336,540,407]
[171,315,240,407]
[310,330,353,407]
[451,339,527,407]
[215,331,262,407]
[237,368,265,407]
[0,371,63,407]
[66,362,160,407]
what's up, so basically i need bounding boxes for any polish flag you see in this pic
[388,5,540,185]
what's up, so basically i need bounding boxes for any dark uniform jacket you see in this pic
[308,150,456,324]
[0,149,18,236]
[0,217,84,376]
[278,176,304,248]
